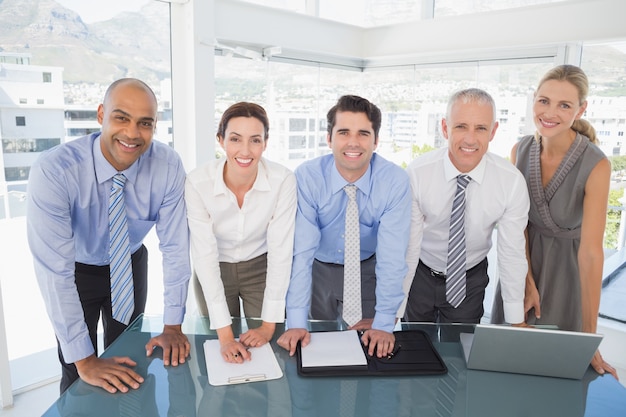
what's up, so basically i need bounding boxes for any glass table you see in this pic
[42,314,626,417]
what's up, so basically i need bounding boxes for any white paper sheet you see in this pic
[203,339,283,386]
[300,330,368,368]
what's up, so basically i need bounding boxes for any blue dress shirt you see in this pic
[286,153,411,333]
[27,133,191,363]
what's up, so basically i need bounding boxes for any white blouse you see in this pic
[185,157,297,329]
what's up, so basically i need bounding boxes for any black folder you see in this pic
[296,330,448,377]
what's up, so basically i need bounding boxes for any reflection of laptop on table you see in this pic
[460,324,602,379]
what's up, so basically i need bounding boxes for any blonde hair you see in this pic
[536,65,597,144]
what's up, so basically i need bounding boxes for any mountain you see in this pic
[0,0,170,85]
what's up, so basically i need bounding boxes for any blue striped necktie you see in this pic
[446,175,471,308]
[109,173,134,325]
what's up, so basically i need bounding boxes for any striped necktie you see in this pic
[342,184,362,327]
[446,175,471,308]
[109,173,134,325]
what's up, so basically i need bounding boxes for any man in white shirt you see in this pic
[403,88,529,325]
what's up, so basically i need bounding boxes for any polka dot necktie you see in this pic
[343,184,362,326]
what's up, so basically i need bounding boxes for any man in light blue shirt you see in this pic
[27,78,191,394]
[278,95,411,358]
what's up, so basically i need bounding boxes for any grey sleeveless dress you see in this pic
[491,133,606,331]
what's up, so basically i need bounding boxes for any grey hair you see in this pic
[446,88,496,121]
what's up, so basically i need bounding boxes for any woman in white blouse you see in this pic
[185,102,297,363]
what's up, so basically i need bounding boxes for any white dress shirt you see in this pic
[185,157,297,329]
[404,148,529,324]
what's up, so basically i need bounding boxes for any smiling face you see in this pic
[533,79,587,141]
[327,111,378,183]
[97,81,157,171]
[443,99,498,173]
[218,116,267,179]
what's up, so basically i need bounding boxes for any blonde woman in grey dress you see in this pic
[492,65,618,379]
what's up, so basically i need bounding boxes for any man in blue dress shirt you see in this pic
[27,78,191,394]
[278,95,411,358]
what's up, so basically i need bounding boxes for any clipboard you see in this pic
[296,330,447,377]
[203,339,283,386]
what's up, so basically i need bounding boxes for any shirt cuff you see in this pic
[286,308,309,330]
[60,332,95,364]
[503,301,524,325]
[207,302,233,330]
[372,312,396,333]
[261,298,286,323]
[163,305,186,326]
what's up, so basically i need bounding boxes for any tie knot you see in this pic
[344,184,357,201]
[112,174,127,191]
[457,174,471,188]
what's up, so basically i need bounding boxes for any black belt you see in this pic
[418,258,487,279]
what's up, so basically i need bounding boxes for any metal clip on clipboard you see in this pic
[228,374,267,384]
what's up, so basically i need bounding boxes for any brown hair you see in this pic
[327,95,382,141]
[537,65,597,144]
[217,102,269,140]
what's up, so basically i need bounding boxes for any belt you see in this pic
[418,258,487,279]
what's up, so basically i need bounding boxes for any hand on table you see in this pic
[591,350,619,380]
[75,354,144,394]
[277,328,310,356]
[145,324,190,366]
[239,321,276,348]
[360,329,395,358]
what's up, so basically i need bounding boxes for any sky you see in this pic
[55,0,151,23]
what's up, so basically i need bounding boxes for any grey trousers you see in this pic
[194,252,268,318]
[310,255,377,321]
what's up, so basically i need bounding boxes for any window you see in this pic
[42,72,52,82]
[19,98,27,104]
[66,128,99,137]
[2,138,60,153]
[4,166,30,181]
[15,116,25,126]
[37,98,44,104]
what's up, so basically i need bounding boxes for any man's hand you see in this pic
[75,354,144,394]
[277,328,310,356]
[360,329,395,358]
[239,321,276,348]
[145,324,190,366]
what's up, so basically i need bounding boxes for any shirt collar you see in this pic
[443,151,487,185]
[93,133,139,185]
[330,157,373,197]
[213,158,270,196]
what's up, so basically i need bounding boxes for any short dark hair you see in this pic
[327,95,382,139]
[217,102,270,140]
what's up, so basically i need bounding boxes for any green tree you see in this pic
[609,155,626,173]
[411,143,435,159]
[605,188,624,249]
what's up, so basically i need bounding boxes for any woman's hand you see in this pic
[219,339,251,364]
[590,350,619,380]
[524,273,541,321]
[239,322,275,348]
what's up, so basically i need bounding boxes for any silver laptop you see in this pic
[460,324,602,379]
